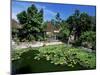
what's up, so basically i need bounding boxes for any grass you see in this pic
[12,44,96,74]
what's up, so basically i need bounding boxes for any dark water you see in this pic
[11,50,93,75]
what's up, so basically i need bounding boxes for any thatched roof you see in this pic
[45,22,60,32]
[11,19,22,29]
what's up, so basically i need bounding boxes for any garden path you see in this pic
[12,41,63,49]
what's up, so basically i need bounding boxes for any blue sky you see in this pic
[12,0,96,22]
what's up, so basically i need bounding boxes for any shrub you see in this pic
[79,31,96,49]
[58,28,70,41]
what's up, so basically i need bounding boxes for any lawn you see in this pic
[12,44,96,74]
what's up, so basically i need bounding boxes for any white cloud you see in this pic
[44,9,56,16]
[35,4,56,15]
[12,4,56,22]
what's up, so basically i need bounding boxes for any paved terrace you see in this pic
[12,41,63,49]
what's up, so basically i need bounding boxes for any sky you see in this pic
[12,0,96,22]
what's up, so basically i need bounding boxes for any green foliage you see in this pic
[12,47,38,60]
[16,4,45,42]
[66,10,95,41]
[58,21,70,41]
[55,13,61,23]
[75,49,96,68]
[80,12,92,31]
[12,28,18,39]
[17,11,27,25]
[90,16,96,31]
[58,29,70,41]
[33,44,96,68]
[79,31,96,49]
[12,19,21,41]
[80,31,96,42]
[51,13,61,31]
[12,44,96,73]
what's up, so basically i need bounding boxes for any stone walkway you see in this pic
[12,41,63,49]
[12,40,95,53]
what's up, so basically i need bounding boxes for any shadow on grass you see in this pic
[12,49,90,75]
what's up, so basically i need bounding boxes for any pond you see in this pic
[12,49,94,75]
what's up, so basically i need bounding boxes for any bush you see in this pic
[80,31,96,42]
[58,28,70,41]
[79,31,96,49]
[27,34,35,42]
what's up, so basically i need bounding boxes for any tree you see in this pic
[17,4,44,41]
[80,12,91,32]
[38,8,43,23]
[17,11,27,25]
[58,20,70,41]
[58,9,96,47]
[51,19,56,26]
[55,13,61,25]
[67,10,93,41]
[56,13,61,22]
[51,13,62,30]
[12,19,21,40]
[89,16,96,31]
